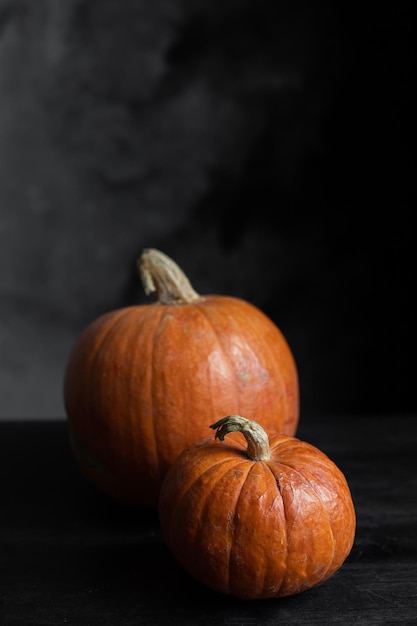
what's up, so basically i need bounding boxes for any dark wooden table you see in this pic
[1,414,416,625]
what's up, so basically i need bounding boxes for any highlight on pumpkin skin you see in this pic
[210,415,272,461]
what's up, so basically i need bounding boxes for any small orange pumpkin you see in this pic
[63,249,299,507]
[159,415,356,600]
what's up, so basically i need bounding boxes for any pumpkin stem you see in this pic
[137,248,202,305]
[210,415,271,462]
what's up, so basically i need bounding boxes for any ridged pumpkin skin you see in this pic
[63,250,299,508]
[159,416,356,600]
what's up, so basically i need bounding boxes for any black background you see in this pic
[0,1,415,419]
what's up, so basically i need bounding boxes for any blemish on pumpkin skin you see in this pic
[259,369,270,383]
[228,468,245,479]
[237,370,250,383]
[225,511,234,533]
[237,368,270,385]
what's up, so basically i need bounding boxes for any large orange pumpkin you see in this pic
[63,249,299,507]
[159,415,356,600]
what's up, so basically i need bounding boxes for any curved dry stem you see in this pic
[137,248,201,305]
[210,415,271,461]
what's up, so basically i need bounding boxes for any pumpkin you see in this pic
[159,415,356,600]
[63,249,299,508]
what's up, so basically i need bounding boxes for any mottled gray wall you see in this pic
[1,0,415,418]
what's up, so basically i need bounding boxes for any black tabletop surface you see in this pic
[1,414,416,625]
